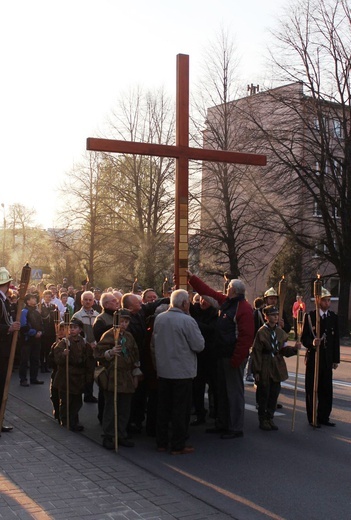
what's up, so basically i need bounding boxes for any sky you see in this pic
[0,0,286,229]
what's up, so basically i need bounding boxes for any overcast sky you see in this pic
[0,0,285,228]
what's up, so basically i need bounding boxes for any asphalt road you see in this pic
[8,346,351,520]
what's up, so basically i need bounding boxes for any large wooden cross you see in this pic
[87,54,266,290]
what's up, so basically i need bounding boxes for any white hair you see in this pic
[170,289,189,309]
[228,279,246,295]
[81,290,94,301]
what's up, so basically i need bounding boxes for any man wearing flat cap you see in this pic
[301,287,340,427]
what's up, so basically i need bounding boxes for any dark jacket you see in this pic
[189,275,255,365]
[301,310,340,366]
[53,335,94,394]
[20,306,43,342]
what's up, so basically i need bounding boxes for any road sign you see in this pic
[31,269,43,280]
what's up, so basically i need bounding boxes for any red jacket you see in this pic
[189,275,254,367]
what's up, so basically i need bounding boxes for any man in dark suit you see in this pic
[302,287,340,427]
[0,267,21,432]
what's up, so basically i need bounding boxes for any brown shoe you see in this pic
[171,446,195,455]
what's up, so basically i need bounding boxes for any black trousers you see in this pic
[305,356,333,423]
[156,377,192,451]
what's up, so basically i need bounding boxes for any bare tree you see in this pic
[58,88,176,291]
[191,30,274,281]
[100,87,176,290]
[245,0,351,334]
[57,152,109,287]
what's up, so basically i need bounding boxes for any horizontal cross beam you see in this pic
[86,137,267,166]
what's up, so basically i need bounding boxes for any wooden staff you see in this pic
[113,310,120,452]
[162,277,168,296]
[312,275,322,428]
[291,305,305,432]
[0,263,31,431]
[54,306,60,342]
[64,310,70,430]
[132,277,138,294]
[278,276,287,324]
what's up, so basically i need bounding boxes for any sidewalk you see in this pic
[0,395,232,520]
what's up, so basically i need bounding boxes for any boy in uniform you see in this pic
[94,309,142,449]
[53,317,95,431]
[252,305,301,431]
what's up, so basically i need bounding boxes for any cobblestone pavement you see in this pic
[0,396,233,520]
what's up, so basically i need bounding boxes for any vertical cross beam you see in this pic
[175,54,189,290]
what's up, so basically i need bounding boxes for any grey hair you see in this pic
[228,279,246,295]
[170,289,190,309]
[100,292,116,307]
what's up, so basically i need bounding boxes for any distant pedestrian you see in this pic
[19,294,44,387]
[292,295,306,340]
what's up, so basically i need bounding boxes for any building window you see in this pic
[332,119,343,139]
[312,242,321,258]
[315,161,320,176]
[313,201,322,217]
[331,158,343,178]
[333,205,340,219]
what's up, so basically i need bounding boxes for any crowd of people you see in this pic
[0,266,340,451]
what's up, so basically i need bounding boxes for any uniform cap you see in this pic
[263,305,279,316]
[70,317,84,329]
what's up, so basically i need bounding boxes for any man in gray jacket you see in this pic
[153,289,204,454]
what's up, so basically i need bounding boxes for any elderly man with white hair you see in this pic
[72,290,99,403]
[153,289,204,455]
[187,271,254,439]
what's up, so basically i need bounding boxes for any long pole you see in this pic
[278,276,287,324]
[64,310,70,430]
[291,306,304,432]
[113,311,120,452]
[54,306,60,342]
[312,275,322,428]
[0,263,31,431]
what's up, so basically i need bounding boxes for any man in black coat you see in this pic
[190,295,218,425]
[301,287,340,427]
[0,267,21,432]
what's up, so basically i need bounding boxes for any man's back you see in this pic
[153,308,204,379]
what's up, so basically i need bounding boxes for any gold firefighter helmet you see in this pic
[264,287,278,298]
[321,287,332,298]
[0,267,13,285]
